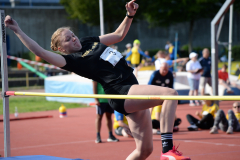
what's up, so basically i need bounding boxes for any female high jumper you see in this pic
[4,1,190,159]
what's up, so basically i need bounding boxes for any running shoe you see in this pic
[195,101,200,106]
[226,126,233,134]
[156,130,161,135]
[160,145,191,160]
[95,136,102,143]
[187,125,198,131]
[107,135,119,142]
[209,126,218,134]
[189,103,195,107]
[173,126,179,132]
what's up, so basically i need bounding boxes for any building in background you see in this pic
[1,0,62,7]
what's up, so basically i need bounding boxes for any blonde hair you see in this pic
[50,27,71,51]
[157,50,165,57]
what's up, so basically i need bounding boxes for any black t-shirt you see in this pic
[148,70,173,88]
[199,57,211,77]
[60,36,134,89]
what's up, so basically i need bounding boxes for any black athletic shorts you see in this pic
[105,73,139,116]
[152,118,182,129]
[96,103,114,115]
[152,119,160,129]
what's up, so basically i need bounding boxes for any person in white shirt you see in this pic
[186,52,202,106]
[154,50,166,70]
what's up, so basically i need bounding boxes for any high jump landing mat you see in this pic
[0,155,84,160]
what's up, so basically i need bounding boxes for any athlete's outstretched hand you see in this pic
[4,15,20,33]
[126,0,139,16]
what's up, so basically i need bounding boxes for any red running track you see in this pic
[0,101,240,159]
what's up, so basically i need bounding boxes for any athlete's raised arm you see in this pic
[99,0,138,46]
[4,15,66,67]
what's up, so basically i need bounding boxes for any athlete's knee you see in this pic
[228,109,234,115]
[168,88,178,96]
[138,146,153,159]
[217,109,224,115]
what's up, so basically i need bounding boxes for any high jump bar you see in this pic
[6,91,240,101]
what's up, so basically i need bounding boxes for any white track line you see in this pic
[221,135,240,138]
[178,139,240,147]
[1,137,239,151]
[0,137,129,151]
[186,150,240,157]
[0,140,94,151]
[152,138,240,147]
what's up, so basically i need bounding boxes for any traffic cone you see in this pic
[59,104,67,118]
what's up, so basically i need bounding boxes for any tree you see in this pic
[60,0,130,33]
[142,0,226,53]
[60,0,239,53]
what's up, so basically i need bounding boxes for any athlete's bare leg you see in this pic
[124,85,178,159]
[125,110,153,160]
[125,85,177,133]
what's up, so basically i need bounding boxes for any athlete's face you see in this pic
[59,29,82,54]
[204,100,213,106]
[233,102,240,113]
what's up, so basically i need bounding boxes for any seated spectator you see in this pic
[151,105,162,135]
[210,102,240,134]
[151,105,181,134]
[187,94,219,131]
[148,62,181,133]
[235,65,240,77]
[186,52,202,106]
[113,111,133,138]
[218,64,240,93]
[149,62,173,88]
[236,65,240,81]
[154,50,166,70]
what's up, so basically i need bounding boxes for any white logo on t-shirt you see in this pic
[165,79,170,84]
[156,80,161,84]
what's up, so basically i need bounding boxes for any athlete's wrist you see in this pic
[15,28,24,36]
[126,12,134,18]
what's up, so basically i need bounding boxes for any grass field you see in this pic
[0,96,89,115]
